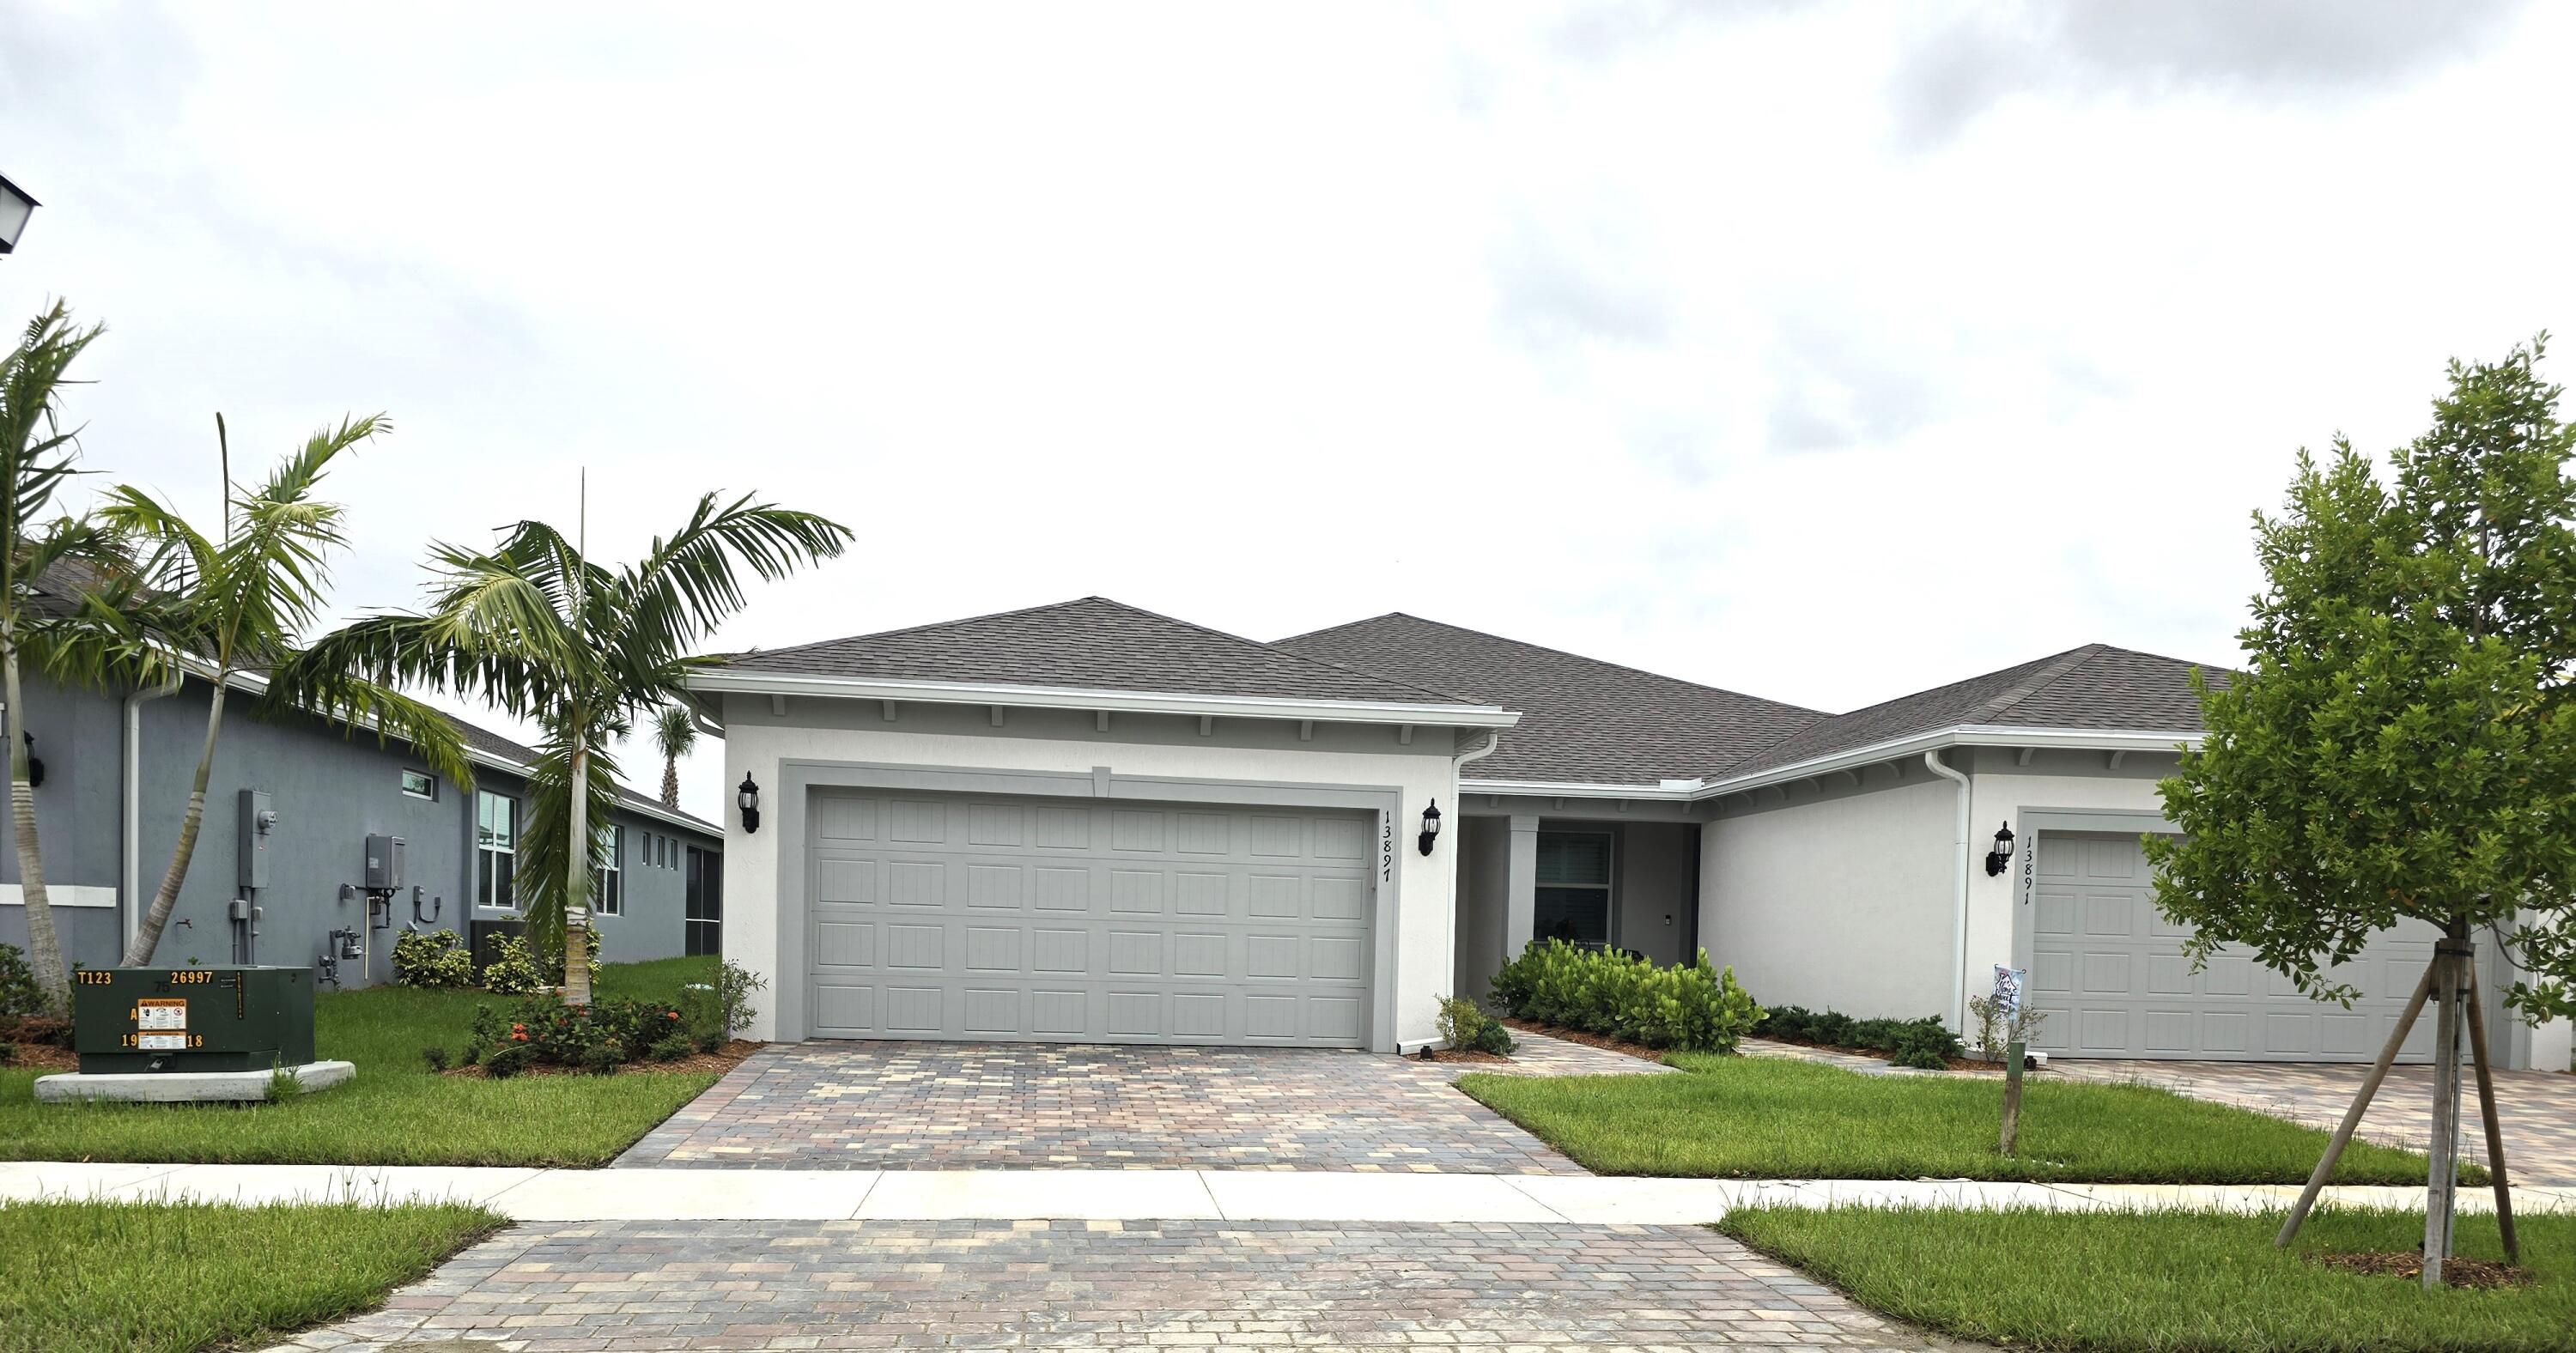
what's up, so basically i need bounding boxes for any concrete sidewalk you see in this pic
[7,1161,2573,1224]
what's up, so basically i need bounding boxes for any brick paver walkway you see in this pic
[2048,1059,2576,1185]
[617,1042,1619,1174]
[265,1219,1965,1352]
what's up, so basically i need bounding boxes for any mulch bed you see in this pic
[1498,1017,1671,1064]
[1417,1047,1511,1065]
[0,1041,79,1073]
[2311,1251,2533,1289]
[441,1040,762,1080]
[1753,1031,1978,1072]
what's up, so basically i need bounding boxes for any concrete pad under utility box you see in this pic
[33,1059,354,1103]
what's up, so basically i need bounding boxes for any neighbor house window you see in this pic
[593,825,624,916]
[477,791,517,909]
[400,768,436,800]
[1534,831,1613,948]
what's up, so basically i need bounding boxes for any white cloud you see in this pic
[1,0,2567,816]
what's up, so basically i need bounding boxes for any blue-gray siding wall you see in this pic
[1,672,718,987]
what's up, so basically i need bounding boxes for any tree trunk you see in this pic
[661,756,679,810]
[562,733,594,1007]
[124,678,225,965]
[3,650,67,1015]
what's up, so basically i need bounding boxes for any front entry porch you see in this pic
[1451,798,1704,1004]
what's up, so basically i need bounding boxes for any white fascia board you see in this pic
[1692,724,2203,801]
[1461,778,1703,802]
[686,670,1522,730]
[199,664,719,838]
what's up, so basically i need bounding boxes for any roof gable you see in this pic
[722,598,1467,706]
[1279,613,1825,785]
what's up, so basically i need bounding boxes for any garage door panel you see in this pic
[2026,832,2472,1063]
[806,791,1375,1048]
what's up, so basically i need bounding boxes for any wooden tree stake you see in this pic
[2277,956,2434,1249]
[2423,944,2467,1289]
[2464,963,2519,1265]
[1998,1040,2026,1156]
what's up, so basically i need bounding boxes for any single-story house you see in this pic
[692,598,2571,1072]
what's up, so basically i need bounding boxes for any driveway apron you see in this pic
[264,1218,1968,1352]
[616,1041,1635,1174]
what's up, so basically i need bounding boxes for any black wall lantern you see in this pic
[21,731,40,790]
[1984,821,2014,877]
[1416,798,1443,856]
[737,774,762,834]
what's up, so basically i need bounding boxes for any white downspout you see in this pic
[1440,731,1503,1046]
[1923,749,1971,1034]
[122,674,186,952]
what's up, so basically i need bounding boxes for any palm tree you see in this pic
[99,416,474,965]
[0,303,126,1014]
[279,493,848,1004]
[652,705,696,810]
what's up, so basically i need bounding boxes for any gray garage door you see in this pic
[2026,832,2458,1063]
[806,790,1375,1047]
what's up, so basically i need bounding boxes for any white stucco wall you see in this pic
[1699,774,1957,1018]
[714,693,1463,1050]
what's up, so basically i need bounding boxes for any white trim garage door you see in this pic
[805,789,1375,1047]
[2027,831,2457,1063]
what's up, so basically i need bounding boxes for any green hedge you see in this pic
[1758,1004,1961,1071]
[1489,941,1762,1053]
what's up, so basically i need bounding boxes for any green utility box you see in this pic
[70,966,317,1074]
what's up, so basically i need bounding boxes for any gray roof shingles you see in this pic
[1277,613,1826,786]
[1721,644,2229,778]
[720,597,1472,707]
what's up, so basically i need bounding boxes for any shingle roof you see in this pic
[1721,644,2229,778]
[1277,613,1826,786]
[720,598,1473,706]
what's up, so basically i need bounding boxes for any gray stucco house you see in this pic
[0,662,724,991]
[690,597,2568,1073]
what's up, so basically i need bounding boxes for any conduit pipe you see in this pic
[1923,749,1972,1034]
[122,673,187,953]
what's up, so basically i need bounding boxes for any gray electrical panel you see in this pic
[237,789,273,889]
[364,834,406,891]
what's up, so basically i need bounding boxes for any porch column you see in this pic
[1504,814,1540,962]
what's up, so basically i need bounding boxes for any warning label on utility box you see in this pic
[135,998,188,1031]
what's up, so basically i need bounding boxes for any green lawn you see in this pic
[1457,1053,2449,1184]
[1720,1205,2575,1352]
[0,1197,501,1353]
[0,956,722,1167]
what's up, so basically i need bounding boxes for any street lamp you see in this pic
[0,173,39,256]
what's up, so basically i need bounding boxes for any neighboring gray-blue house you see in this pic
[0,658,724,990]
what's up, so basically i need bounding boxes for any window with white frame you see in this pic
[477,791,517,909]
[1534,831,1614,948]
[594,825,624,916]
[400,768,437,800]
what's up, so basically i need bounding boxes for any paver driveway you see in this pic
[2049,1059,2576,1185]
[617,1035,1654,1174]
[265,1218,1965,1352]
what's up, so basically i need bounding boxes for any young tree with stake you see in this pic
[2146,337,2576,1286]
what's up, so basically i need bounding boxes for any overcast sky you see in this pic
[3,1,2568,820]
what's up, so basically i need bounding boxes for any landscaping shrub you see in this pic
[477,930,602,996]
[420,1046,452,1072]
[1488,941,1762,1053]
[647,1031,694,1062]
[1755,1004,1963,1069]
[1433,995,1518,1055]
[676,960,766,1050]
[463,992,688,1075]
[0,941,42,1016]
[0,1041,16,1064]
[390,930,477,989]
